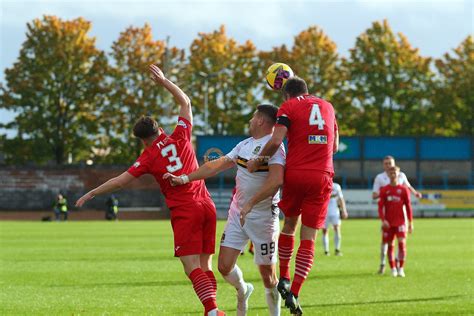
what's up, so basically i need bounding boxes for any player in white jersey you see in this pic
[322,183,348,256]
[165,104,285,316]
[372,155,422,274]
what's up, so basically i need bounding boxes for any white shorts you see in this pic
[220,201,280,265]
[324,213,341,228]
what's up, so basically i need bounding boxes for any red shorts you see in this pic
[382,225,407,243]
[170,198,216,257]
[278,169,333,229]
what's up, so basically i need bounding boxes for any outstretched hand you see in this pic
[75,192,94,207]
[149,64,165,83]
[163,173,185,187]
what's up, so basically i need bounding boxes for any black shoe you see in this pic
[324,251,330,256]
[335,250,343,256]
[285,291,303,315]
[277,277,291,300]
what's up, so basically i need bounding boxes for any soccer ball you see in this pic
[265,63,294,90]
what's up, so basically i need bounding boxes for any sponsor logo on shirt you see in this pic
[133,161,141,168]
[387,195,401,202]
[177,120,188,128]
[308,135,327,144]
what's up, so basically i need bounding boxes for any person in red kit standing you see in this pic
[247,76,339,315]
[378,165,414,278]
[75,64,224,316]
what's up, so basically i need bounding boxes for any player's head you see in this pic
[383,155,395,172]
[283,76,308,100]
[249,104,278,136]
[133,116,160,142]
[388,165,400,182]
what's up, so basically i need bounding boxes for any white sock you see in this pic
[265,286,281,316]
[335,231,341,251]
[323,233,329,252]
[381,243,388,265]
[222,265,246,295]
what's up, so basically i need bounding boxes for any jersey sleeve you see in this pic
[404,187,413,222]
[378,187,386,220]
[400,172,411,187]
[372,175,382,193]
[127,151,150,178]
[275,101,291,128]
[171,116,192,141]
[225,139,248,161]
[336,183,343,199]
[268,143,286,166]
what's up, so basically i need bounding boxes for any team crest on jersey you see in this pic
[253,146,261,154]
[397,189,402,194]
[133,161,140,168]
[308,135,327,144]
[177,120,188,128]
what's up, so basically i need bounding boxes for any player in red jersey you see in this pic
[75,65,224,316]
[378,166,414,278]
[248,77,339,314]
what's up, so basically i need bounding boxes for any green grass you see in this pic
[1,219,473,315]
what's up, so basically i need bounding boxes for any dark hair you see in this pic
[256,104,278,124]
[133,116,159,139]
[283,76,308,98]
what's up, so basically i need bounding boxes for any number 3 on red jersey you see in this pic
[161,144,183,172]
[309,104,325,130]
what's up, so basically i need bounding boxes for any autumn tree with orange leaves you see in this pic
[0,15,108,164]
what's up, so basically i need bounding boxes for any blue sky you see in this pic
[0,0,472,129]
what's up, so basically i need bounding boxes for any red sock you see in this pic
[291,239,314,297]
[398,241,406,268]
[388,244,396,268]
[205,270,217,293]
[189,268,217,313]
[279,233,295,280]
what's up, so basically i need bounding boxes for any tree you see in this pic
[0,15,107,164]
[186,25,260,135]
[259,27,357,134]
[347,20,433,135]
[433,35,474,136]
[103,24,185,163]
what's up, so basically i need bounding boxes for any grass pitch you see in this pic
[1,219,473,315]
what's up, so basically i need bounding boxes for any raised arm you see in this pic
[75,171,135,207]
[149,64,193,124]
[163,157,235,186]
[247,125,287,173]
